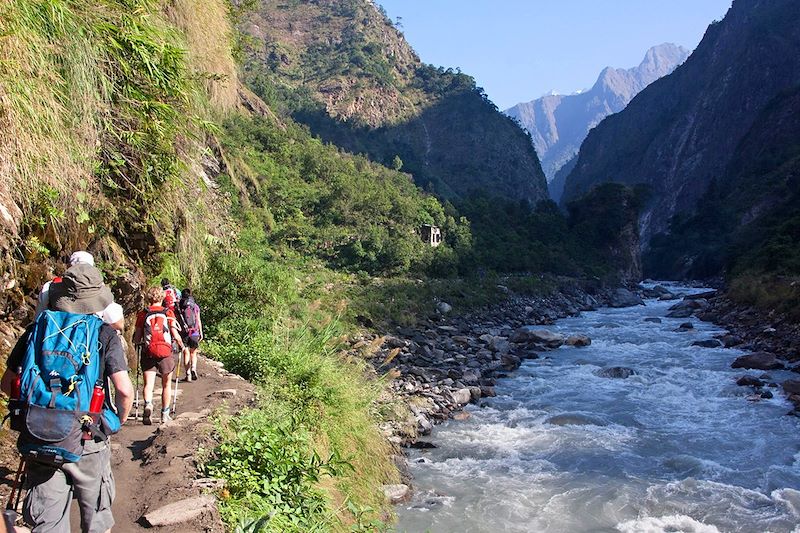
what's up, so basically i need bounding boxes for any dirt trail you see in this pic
[3,355,257,532]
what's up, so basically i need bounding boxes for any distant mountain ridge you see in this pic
[561,0,800,280]
[240,0,548,204]
[506,43,689,199]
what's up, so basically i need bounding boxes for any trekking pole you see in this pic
[3,457,26,531]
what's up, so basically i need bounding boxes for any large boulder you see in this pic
[666,307,695,319]
[500,353,522,370]
[451,388,472,405]
[565,334,592,347]
[594,367,636,379]
[692,339,723,348]
[782,380,800,395]
[609,288,644,308]
[510,327,565,348]
[731,352,784,371]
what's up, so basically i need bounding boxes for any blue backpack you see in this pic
[11,310,121,464]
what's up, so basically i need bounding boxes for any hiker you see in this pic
[35,251,124,333]
[160,278,180,314]
[133,286,184,425]
[1,263,134,533]
[178,288,203,382]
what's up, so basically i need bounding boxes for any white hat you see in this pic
[69,251,95,267]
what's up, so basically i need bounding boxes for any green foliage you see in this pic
[197,224,396,532]
[455,194,608,277]
[205,411,345,531]
[219,114,471,276]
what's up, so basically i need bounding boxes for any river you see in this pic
[395,285,800,532]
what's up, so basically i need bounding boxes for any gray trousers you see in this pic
[23,440,115,533]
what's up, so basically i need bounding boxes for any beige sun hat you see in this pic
[49,263,113,315]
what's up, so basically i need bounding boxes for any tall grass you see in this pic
[0,0,236,283]
[198,225,396,531]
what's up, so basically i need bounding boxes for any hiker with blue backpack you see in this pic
[177,289,203,382]
[133,286,184,425]
[1,263,133,533]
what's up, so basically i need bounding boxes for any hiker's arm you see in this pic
[198,314,204,340]
[1,328,30,395]
[171,323,184,349]
[109,370,133,423]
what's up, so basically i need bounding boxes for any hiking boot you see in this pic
[184,372,192,383]
[161,411,172,424]
[143,404,153,426]
[191,370,198,381]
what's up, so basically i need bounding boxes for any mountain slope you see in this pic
[239,0,548,203]
[562,0,800,248]
[506,43,689,192]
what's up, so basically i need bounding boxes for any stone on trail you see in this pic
[565,334,591,347]
[731,352,784,371]
[383,484,411,504]
[208,389,238,398]
[436,301,452,314]
[143,495,216,527]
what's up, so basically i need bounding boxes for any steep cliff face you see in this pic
[506,43,688,190]
[563,0,800,247]
[240,0,549,203]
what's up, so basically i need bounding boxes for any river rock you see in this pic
[565,334,591,347]
[736,375,764,387]
[595,367,636,379]
[510,327,565,348]
[500,353,522,370]
[453,411,471,421]
[666,307,695,319]
[143,495,216,527]
[609,288,644,308]
[782,380,800,395]
[644,317,662,323]
[719,334,743,348]
[462,369,481,383]
[468,386,482,401]
[451,388,472,405]
[546,413,606,426]
[692,339,723,348]
[383,484,411,504]
[761,390,774,399]
[480,385,496,397]
[731,352,784,370]
[676,322,694,331]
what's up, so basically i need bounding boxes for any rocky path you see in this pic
[1,355,256,532]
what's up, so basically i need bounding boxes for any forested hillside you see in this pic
[238,0,549,203]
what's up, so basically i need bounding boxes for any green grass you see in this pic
[197,225,396,532]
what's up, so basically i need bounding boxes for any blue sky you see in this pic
[378,1,733,109]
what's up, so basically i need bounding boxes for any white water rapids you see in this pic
[395,285,800,532]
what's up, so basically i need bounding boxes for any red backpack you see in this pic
[163,286,178,311]
[143,306,173,358]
